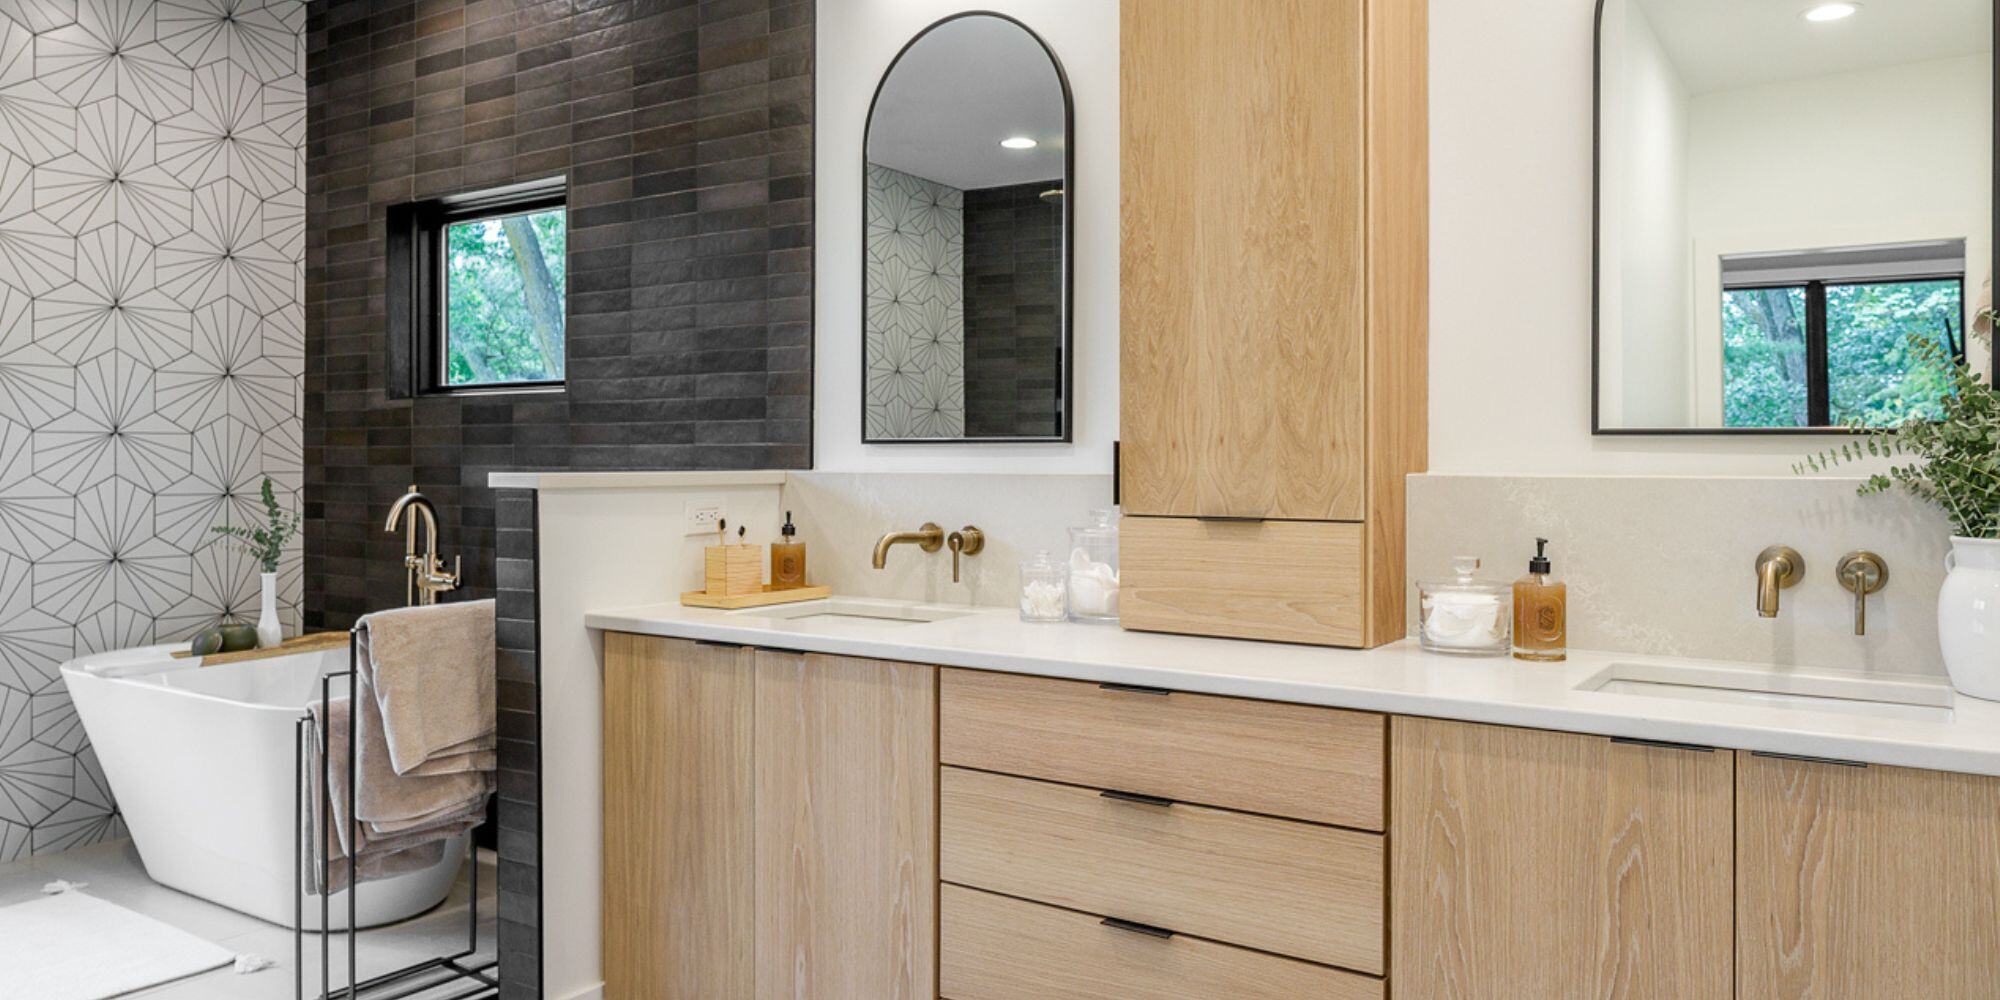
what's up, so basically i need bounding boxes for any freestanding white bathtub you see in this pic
[61,644,465,930]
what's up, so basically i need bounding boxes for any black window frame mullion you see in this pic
[1804,279,1829,426]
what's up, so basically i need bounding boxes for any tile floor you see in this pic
[0,839,498,999]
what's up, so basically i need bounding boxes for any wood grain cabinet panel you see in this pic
[1118,0,1427,647]
[939,766,1384,973]
[1736,752,2000,999]
[602,635,755,1000]
[1119,0,1367,523]
[1391,717,1733,1000]
[940,667,1386,830]
[601,635,937,1000]
[1118,516,1365,646]
[753,650,936,1000]
[939,883,1384,1000]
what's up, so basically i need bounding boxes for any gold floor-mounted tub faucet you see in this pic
[386,484,461,606]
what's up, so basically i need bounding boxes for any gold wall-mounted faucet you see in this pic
[872,523,944,569]
[385,485,461,606]
[947,526,984,582]
[1754,545,1803,618]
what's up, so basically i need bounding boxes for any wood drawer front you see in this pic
[940,767,1385,973]
[940,883,1383,1000]
[1119,516,1366,646]
[939,667,1385,830]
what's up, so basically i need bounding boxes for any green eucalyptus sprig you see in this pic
[212,477,301,573]
[1797,328,2000,539]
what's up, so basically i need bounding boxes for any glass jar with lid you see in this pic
[1417,556,1511,656]
[1067,508,1120,623]
[1019,550,1069,623]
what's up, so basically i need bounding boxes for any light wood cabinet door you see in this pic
[602,637,938,1000]
[753,650,936,1000]
[1120,0,1366,521]
[602,635,755,1000]
[1391,717,1734,1000]
[1737,752,2000,999]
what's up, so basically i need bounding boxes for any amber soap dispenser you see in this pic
[770,511,806,590]
[1512,538,1566,662]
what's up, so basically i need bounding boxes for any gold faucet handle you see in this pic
[1836,551,1887,636]
[946,527,985,583]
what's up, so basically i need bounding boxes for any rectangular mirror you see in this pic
[1594,0,1995,433]
[863,14,1074,442]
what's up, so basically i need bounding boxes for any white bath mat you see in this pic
[0,890,234,999]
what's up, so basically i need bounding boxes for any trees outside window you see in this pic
[443,208,567,387]
[1723,277,1961,429]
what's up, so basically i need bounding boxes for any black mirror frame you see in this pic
[1589,0,2000,436]
[860,10,1077,445]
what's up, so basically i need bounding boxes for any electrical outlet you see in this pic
[684,500,724,536]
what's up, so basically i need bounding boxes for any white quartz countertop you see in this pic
[584,599,2000,778]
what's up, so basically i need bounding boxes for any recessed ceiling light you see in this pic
[1000,136,1037,150]
[1803,3,1859,22]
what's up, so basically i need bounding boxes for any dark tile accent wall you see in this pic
[304,0,815,627]
[491,489,541,999]
[304,1,814,993]
[962,180,1062,438]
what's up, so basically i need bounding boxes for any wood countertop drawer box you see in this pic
[940,883,1384,1000]
[939,667,1386,830]
[940,766,1385,974]
[1119,516,1369,647]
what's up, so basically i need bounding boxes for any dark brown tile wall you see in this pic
[304,1,814,994]
[962,179,1062,438]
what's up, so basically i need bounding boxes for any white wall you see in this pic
[1682,53,1992,424]
[1428,0,1918,473]
[814,0,1118,473]
[1600,0,1693,427]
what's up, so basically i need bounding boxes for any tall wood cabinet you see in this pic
[601,634,936,1000]
[1390,717,1734,999]
[1118,0,1427,647]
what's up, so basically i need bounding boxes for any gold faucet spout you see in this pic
[1754,545,1802,619]
[872,523,945,569]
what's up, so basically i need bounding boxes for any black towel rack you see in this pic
[292,626,498,1000]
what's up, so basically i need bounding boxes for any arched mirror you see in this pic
[863,14,1073,442]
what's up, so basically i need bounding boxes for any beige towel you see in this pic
[356,600,497,777]
[305,697,487,893]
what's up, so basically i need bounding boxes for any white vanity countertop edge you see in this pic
[584,602,2000,778]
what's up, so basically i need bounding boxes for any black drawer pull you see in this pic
[1099,682,1172,696]
[1751,750,1868,768]
[1193,515,1265,524]
[1100,789,1175,808]
[1100,916,1176,940]
[1610,736,1715,753]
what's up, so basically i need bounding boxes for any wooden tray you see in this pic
[172,631,349,666]
[680,584,831,610]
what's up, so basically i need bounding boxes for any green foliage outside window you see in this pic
[445,208,567,386]
[1723,279,1960,428]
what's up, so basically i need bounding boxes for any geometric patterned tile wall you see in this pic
[864,162,964,439]
[0,0,305,861]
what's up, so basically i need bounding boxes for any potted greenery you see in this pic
[1800,323,2000,699]
[213,477,302,649]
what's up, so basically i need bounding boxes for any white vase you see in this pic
[256,571,282,649]
[1938,536,2000,701]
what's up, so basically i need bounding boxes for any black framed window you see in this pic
[1720,242,1965,429]
[388,177,568,397]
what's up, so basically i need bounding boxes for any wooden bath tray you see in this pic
[680,584,831,610]
[173,631,349,666]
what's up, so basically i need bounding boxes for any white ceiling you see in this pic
[1635,0,1992,94]
[866,15,1068,191]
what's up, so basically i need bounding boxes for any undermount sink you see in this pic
[729,597,977,627]
[1577,661,1956,723]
